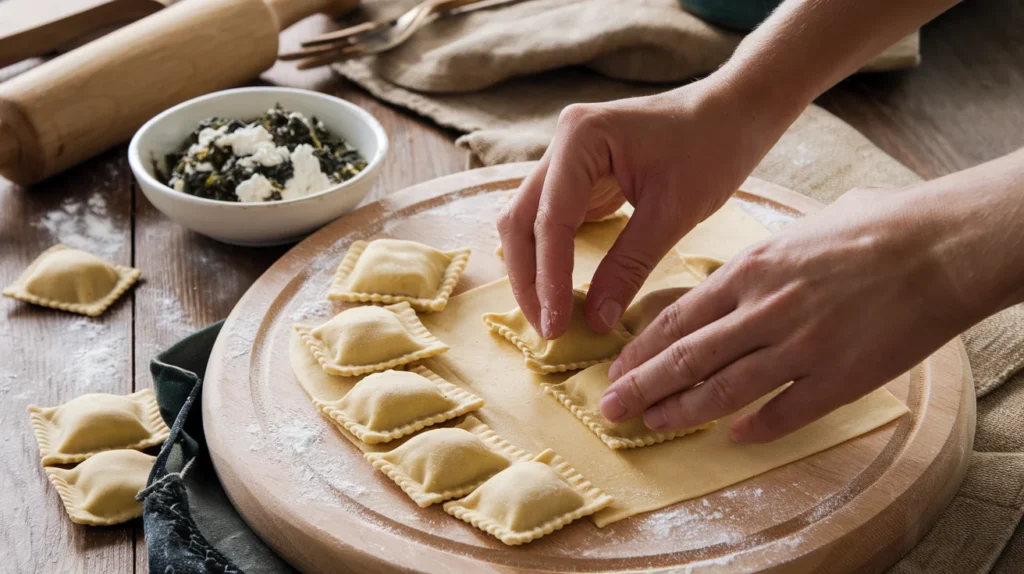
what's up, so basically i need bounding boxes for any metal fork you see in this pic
[279,0,522,70]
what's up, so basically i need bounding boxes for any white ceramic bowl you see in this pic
[128,87,388,246]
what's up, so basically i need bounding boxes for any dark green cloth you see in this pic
[139,322,294,574]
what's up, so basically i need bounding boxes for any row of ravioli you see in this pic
[26,389,170,525]
[297,238,616,544]
[296,236,724,544]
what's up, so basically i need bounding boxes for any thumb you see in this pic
[584,200,684,333]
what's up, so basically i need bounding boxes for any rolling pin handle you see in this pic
[265,0,360,31]
[0,121,19,171]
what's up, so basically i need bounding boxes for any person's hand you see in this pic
[601,184,993,443]
[496,77,787,339]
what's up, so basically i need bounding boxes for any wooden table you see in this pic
[1,2,1021,572]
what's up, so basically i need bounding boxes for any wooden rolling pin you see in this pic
[0,0,358,186]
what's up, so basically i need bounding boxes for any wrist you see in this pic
[911,157,1024,323]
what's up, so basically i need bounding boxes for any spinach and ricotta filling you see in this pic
[162,104,367,203]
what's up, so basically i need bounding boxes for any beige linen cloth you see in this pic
[288,0,1024,569]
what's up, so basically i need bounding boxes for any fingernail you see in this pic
[644,406,668,430]
[597,299,622,330]
[601,391,627,421]
[540,308,553,339]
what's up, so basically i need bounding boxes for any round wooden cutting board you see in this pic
[203,162,975,573]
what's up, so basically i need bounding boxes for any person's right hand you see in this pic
[496,77,790,340]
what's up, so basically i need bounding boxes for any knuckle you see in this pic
[620,373,651,406]
[730,243,770,279]
[605,251,655,292]
[558,103,613,136]
[658,303,688,341]
[667,341,700,382]
[664,394,699,428]
[496,206,516,235]
[558,103,594,127]
[534,210,574,241]
[705,372,741,413]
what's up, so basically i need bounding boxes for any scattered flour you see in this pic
[640,503,738,545]
[153,290,193,337]
[735,198,797,234]
[65,317,127,392]
[0,369,16,396]
[261,413,367,501]
[289,246,345,322]
[246,423,266,452]
[224,313,259,360]
[275,417,319,455]
[34,192,124,258]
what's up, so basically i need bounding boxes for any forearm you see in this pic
[715,0,960,125]
[916,148,1024,321]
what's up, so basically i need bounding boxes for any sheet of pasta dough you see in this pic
[418,201,908,526]
[291,200,909,527]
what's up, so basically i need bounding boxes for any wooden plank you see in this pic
[0,0,1018,571]
[129,18,466,572]
[818,0,1024,179]
[0,142,137,572]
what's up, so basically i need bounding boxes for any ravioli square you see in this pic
[365,415,531,507]
[28,388,171,466]
[443,449,614,545]
[329,239,471,312]
[3,244,140,317]
[314,366,484,445]
[620,286,691,336]
[45,449,155,526]
[296,302,449,376]
[543,362,715,449]
[482,289,632,373]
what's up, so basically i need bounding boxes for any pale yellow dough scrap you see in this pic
[3,244,140,317]
[329,239,470,312]
[314,366,484,445]
[482,289,632,373]
[296,302,449,376]
[543,362,715,449]
[28,388,170,466]
[364,415,531,507]
[443,449,614,545]
[45,449,155,526]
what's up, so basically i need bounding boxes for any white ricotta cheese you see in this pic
[281,144,332,200]
[215,125,274,157]
[235,173,277,202]
[238,145,290,169]
[188,125,228,156]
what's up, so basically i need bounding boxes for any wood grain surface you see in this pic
[203,165,973,573]
[1,0,1022,571]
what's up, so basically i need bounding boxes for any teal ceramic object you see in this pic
[678,0,784,31]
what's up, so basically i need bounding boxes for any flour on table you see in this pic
[0,369,15,396]
[65,317,127,392]
[35,192,124,258]
[153,290,193,337]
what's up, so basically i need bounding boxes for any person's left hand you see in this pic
[601,184,983,442]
